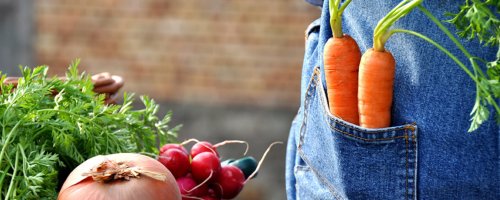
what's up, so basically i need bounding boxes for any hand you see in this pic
[91,72,114,87]
[0,77,18,94]
[3,77,19,87]
[92,72,124,104]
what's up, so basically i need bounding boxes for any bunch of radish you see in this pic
[158,139,279,200]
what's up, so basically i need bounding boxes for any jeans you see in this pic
[286,0,499,199]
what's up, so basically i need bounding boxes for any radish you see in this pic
[158,148,190,178]
[176,176,208,199]
[160,143,188,155]
[213,165,245,199]
[191,152,221,182]
[190,141,219,157]
[205,188,220,199]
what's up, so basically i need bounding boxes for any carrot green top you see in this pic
[329,0,352,38]
[373,0,423,51]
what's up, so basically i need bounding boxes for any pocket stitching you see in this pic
[405,129,410,200]
[328,124,407,141]
[404,127,418,200]
[410,128,417,200]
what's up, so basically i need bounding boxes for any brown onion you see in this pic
[58,153,181,200]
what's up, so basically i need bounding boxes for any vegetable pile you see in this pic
[158,140,279,200]
[0,60,179,199]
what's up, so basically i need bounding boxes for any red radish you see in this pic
[205,188,220,199]
[213,165,245,199]
[158,148,190,178]
[160,143,188,155]
[191,152,221,182]
[176,177,208,199]
[191,141,219,157]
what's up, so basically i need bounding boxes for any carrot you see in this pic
[324,0,361,124]
[358,0,422,128]
[358,49,395,128]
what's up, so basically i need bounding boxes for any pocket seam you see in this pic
[296,69,348,200]
[297,150,345,200]
[328,124,407,141]
[406,128,417,200]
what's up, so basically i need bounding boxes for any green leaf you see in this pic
[447,0,500,46]
[469,102,487,131]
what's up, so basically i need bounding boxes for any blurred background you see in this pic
[0,0,319,199]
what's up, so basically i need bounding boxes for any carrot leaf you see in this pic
[446,0,499,46]
[329,0,352,38]
[373,0,423,51]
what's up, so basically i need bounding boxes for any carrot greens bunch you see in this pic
[445,0,500,131]
[0,60,179,199]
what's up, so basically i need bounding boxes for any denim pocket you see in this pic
[295,67,418,200]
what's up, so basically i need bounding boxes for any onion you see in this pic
[58,153,181,200]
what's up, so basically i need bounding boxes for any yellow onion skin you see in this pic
[58,153,181,200]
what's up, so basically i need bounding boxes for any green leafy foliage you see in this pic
[0,60,179,199]
[443,0,500,131]
[447,0,499,46]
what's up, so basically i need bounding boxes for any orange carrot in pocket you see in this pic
[324,0,361,125]
[358,0,422,128]
[358,49,395,128]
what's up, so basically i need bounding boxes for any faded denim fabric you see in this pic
[286,0,499,199]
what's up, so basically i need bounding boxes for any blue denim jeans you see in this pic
[286,0,499,199]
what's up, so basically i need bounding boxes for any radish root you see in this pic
[187,170,213,193]
[181,139,218,155]
[214,140,249,156]
[180,138,202,146]
[244,141,282,184]
[180,195,203,200]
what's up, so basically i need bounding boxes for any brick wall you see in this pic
[35,0,319,108]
